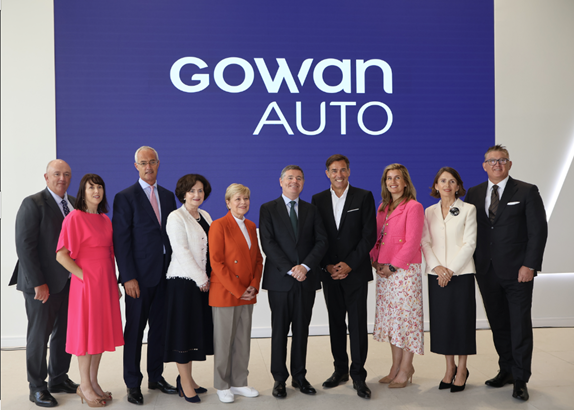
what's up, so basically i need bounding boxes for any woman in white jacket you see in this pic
[164,174,214,403]
[421,167,477,393]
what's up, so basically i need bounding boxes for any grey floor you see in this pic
[2,328,573,410]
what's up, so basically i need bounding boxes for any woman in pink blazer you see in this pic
[370,164,424,389]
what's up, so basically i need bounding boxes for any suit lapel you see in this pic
[276,197,297,242]
[338,186,354,231]
[135,183,161,227]
[474,182,489,223]
[43,188,64,221]
[226,212,251,263]
[158,186,171,227]
[297,201,308,244]
[387,200,406,222]
[494,177,517,224]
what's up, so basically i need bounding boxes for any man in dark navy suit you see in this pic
[259,165,328,399]
[113,146,178,405]
[465,144,548,401]
[311,154,376,399]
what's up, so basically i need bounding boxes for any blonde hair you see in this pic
[225,183,251,207]
[379,163,416,212]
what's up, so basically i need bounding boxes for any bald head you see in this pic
[44,159,72,198]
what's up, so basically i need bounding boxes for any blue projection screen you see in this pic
[54,1,494,221]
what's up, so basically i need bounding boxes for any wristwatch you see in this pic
[388,264,397,273]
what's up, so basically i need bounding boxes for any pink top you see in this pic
[370,199,424,269]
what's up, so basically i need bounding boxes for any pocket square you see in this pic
[507,201,520,205]
[347,208,359,213]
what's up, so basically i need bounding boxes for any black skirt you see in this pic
[164,277,214,363]
[428,274,476,355]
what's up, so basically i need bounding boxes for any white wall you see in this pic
[2,0,573,348]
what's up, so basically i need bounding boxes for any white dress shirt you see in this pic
[233,215,252,249]
[280,195,309,274]
[47,188,74,217]
[485,176,509,217]
[330,183,349,230]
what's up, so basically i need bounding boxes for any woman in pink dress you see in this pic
[370,164,424,389]
[56,174,124,407]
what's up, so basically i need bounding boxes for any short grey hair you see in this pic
[225,183,251,204]
[134,146,159,163]
[280,165,305,180]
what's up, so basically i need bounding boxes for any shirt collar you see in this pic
[282,194,299,206]
[139,178,158,190]
[47,187,69,203]
[487,175,510,191]
[330,183,349,198]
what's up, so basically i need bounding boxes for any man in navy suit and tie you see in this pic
[259,165,328,399]
[311,154,376,399]
[465,144,548,401]
[113,146,178,405]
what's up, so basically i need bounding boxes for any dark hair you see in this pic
[379,163,416,212]
[484,144,510,160]
[175,174,212,204]
[75,173,109,213]
[429,167,466,198]
[325,154,350,170]
[280,165,305,180]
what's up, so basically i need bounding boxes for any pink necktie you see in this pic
[149,186,161,225]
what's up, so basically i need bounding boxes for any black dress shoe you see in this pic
[29,390,58,407]
[272,381,287,398]
[127,387,144,405]
[292,378,316,395]
[322,372,349,388]
[148,377,178,394]
[48,378,79,394]
[439,366,457,390]
[512,380,529,401]
[485,370,514,388]
[353,380,371,399]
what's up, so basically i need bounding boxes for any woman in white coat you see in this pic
[421,167,477,393]
[164,174,214,403]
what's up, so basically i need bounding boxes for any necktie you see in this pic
[61,199,70,216]
[289,200,298,238]
[489,185,499,223]
[150,186,161,225]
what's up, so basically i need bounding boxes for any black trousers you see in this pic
[476,263,534,382]
[123,274,168,388]
[23,279,72,393]
[268,283,316,382]
[323,279,368,381]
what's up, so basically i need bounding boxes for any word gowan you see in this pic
[170,57,394,135]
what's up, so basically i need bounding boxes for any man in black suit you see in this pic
[259,165,328,399]
[113,146,178,405]
[311,154,376,399]
[12,159,79,407]
[465,144,547,401]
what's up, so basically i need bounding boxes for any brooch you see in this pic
[449,207,460,216]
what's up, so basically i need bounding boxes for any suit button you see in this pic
[382,242,385,245]
[491,227,494,229]
[399,239,402,242]
[234,260,238,263]
[236,275,239,278]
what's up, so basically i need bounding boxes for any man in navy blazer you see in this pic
[465,145,547,401]
[259,165,328,399]
[311,154,376,399]
[12,160,79,407]
[113,146,178,405]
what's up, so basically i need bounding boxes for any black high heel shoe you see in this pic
[177,375,200,403]
[451,369,469,393]
[439,366,457,390]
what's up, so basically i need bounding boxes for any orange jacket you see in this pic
[209,211,263,307]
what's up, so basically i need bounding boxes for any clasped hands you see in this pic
[291,264,308,282]
[326,262,351,280]
[240,286,257,300]
[433,266,454,287]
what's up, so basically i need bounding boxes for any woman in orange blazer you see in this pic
[209,183,263,403]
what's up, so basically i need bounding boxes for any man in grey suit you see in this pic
[11,159,79,407]
[311,154,376,399]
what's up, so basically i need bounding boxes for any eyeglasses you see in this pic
[484,158,509,166]
[136,160,159,167]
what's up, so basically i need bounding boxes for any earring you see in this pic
[456,191,459,195]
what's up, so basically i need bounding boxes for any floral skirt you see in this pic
[373,263,424,355]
